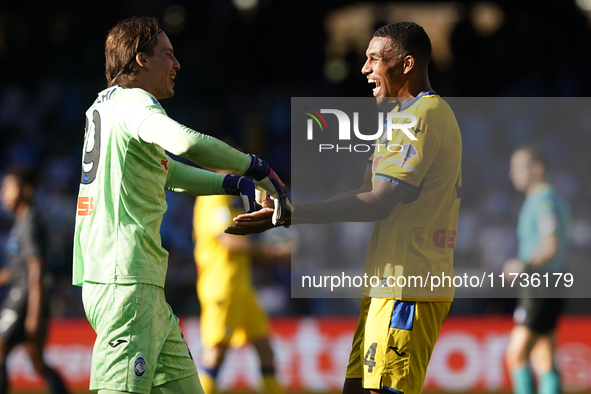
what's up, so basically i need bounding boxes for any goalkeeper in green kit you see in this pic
[72,16,292,394]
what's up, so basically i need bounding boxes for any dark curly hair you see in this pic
[373,22,431,64]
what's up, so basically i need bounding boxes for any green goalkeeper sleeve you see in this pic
[138,113,249,172]
[164,158,225,196]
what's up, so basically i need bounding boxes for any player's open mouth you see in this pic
[368,78,381,96]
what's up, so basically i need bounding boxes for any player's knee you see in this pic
[505,346,526,370]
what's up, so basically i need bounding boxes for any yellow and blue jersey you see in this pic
[194,194,254,299]
[194,194,269,347]
[364,93,462,301]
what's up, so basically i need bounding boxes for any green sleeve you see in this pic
[138,113,250,173]
[164,159,227,196]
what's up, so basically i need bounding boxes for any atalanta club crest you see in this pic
[134,356,146,377]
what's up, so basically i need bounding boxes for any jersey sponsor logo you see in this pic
[386,157,419,173]
[108,339,128,348]
[372,155,384,173]
[77,197,94,216]
[134,356,146,377]
[388,346,407,357]
[160,159,169,171]
[433,229,457,249]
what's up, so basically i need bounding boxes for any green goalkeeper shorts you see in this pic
[82,282,198,393]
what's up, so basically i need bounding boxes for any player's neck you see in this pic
[129,74,155,98]
[397,77,433,98]
[14,202,30,219]
[525,180,546,196]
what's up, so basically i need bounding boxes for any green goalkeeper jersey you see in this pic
[73,86,249,288]
[73,86,171,287]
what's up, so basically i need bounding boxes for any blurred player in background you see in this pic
[0,166,70,394]
[228,22,461,394]
[504,145,570,394]
[73,16,290,394]
[194,176,288,394]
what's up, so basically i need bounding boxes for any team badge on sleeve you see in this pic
[399,143,418,161]
[134,356,146,377]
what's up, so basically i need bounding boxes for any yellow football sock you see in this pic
[262,374,283,394]
[200,371,218,394]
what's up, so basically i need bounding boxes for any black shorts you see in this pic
[513,298,564,334]
[0,305,28,343]
[0,288,49,344]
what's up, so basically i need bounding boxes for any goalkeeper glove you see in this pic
[222,175,256,213]
[243,154,294,225]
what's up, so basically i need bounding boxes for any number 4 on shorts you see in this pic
[364,342,377,372]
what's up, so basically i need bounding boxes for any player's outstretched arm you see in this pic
[228,161,371,231]
[138,115,291,223]
[138,114,251,172]
[225,175,412,235]
[295,177,411,224]
[225,207,286,235]
[165,158,256,212]
[321,164,373,203]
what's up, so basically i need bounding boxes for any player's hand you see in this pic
[225,207,275,235]
[243,154,294,225]
[222,174,256,213]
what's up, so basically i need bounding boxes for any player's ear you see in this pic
[135,53,149,69]
[402,55,415,75]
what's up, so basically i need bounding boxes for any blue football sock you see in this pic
[512,365,535,394]
[539,369,560,394]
